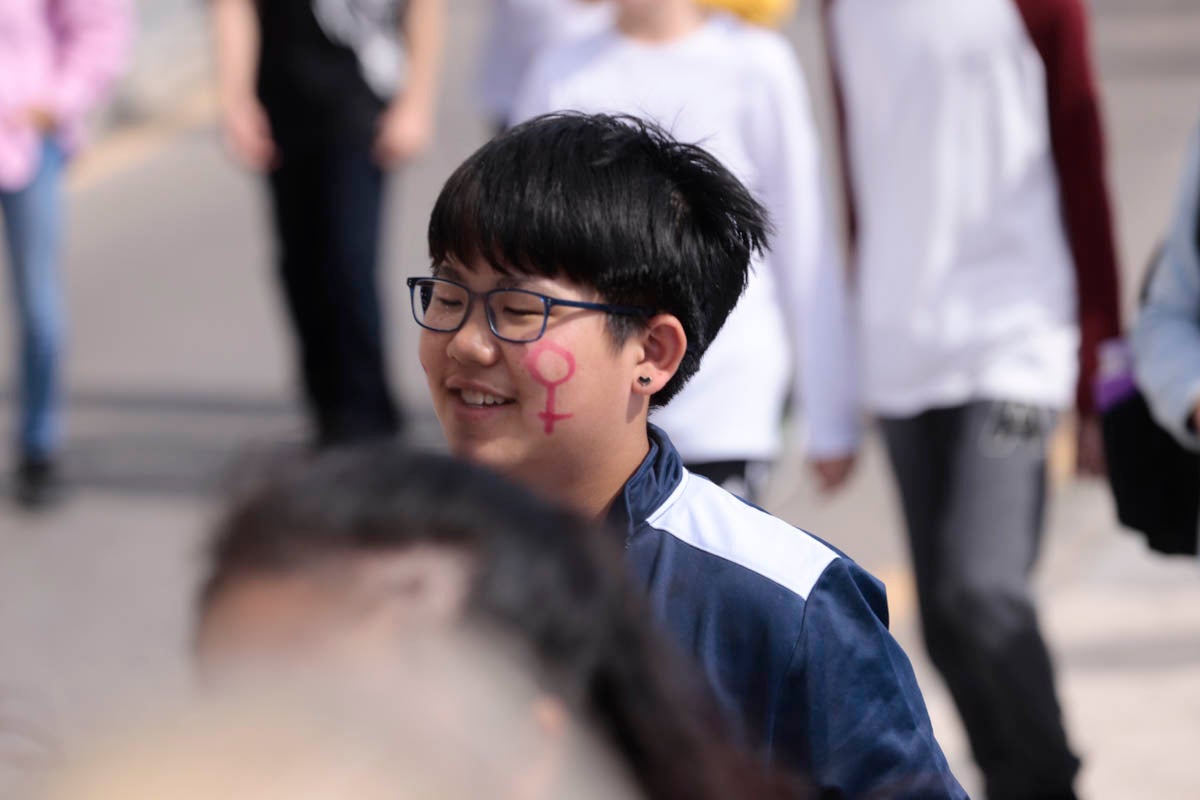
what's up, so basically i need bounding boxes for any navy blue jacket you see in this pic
[610,428,966,798]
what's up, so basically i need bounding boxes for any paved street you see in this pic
[2,1,1199,797]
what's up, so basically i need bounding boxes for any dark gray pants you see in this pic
[880,401,1079,800]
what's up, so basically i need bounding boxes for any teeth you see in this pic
[461,390,510,407]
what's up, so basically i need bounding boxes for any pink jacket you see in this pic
[0,0,131,190]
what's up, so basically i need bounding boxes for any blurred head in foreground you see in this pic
[193,446,807,800]
[45,629,637,800]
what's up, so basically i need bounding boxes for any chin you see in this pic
[447,433,522,475]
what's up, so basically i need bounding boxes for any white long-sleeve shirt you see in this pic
[512,13,859,462]
[825,0,1087,415]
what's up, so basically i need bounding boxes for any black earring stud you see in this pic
[637,376,653,386]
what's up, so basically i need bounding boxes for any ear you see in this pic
[356,549,474,631]
[531,694,570,738]
[632,314,687,397]
[504,694,570,798]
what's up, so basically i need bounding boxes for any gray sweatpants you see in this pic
[880,401,1079,800]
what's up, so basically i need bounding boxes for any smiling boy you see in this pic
[413,113,964,798]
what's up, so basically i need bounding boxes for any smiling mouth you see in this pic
[457,389,516,408]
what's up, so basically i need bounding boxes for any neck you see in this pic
[616,1,708,44]
[526,429,651,522]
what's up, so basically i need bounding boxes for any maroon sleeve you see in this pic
[1014,0,1123,417]
[819,0,858,272]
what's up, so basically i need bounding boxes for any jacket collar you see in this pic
[606,425,684,537]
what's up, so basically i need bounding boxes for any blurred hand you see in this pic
[1075,414,1106,477]
[24,107,58,133]
[221,96,277,172]
[809,453,857,495]
[373,98,433,169]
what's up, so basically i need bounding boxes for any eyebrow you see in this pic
[431,263,461,280]
[431,263,536,291]
[495,275,532,290]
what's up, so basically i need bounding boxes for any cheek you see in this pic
[523,342,577,386]
[521,341,581,435]
[418,336,441,380]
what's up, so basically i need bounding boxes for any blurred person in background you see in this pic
[512,0,860,502]
[478,0,612,132]
[478,1,795,137]
[0,0,130,509]
[209,0,445,449]
[1133,121,1200,451]
[194,446,810,800]
[822,1,1122,797]
[697,0,795,28]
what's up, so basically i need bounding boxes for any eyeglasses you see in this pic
[407,276,652,343]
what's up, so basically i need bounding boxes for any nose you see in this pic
[445,301,500,365]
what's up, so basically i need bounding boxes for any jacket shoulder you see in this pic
[646,471,841,600]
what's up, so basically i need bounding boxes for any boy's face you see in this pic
[418,258,645,495]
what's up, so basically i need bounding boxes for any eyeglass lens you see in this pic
[412,280,548,342]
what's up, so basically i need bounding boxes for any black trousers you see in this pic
[687,460,769,504]
[881,401,1079,800]
[267,141,400,446]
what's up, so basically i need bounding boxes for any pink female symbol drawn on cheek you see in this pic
[524,342,577,434]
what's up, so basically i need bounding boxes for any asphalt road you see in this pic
[2,1,1199,797]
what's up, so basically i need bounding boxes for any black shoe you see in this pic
[15,457,64,511]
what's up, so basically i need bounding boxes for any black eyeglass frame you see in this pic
[406,276,653,343]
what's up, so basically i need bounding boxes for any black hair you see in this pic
[199,446,808,800]
[428,112,771,406]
